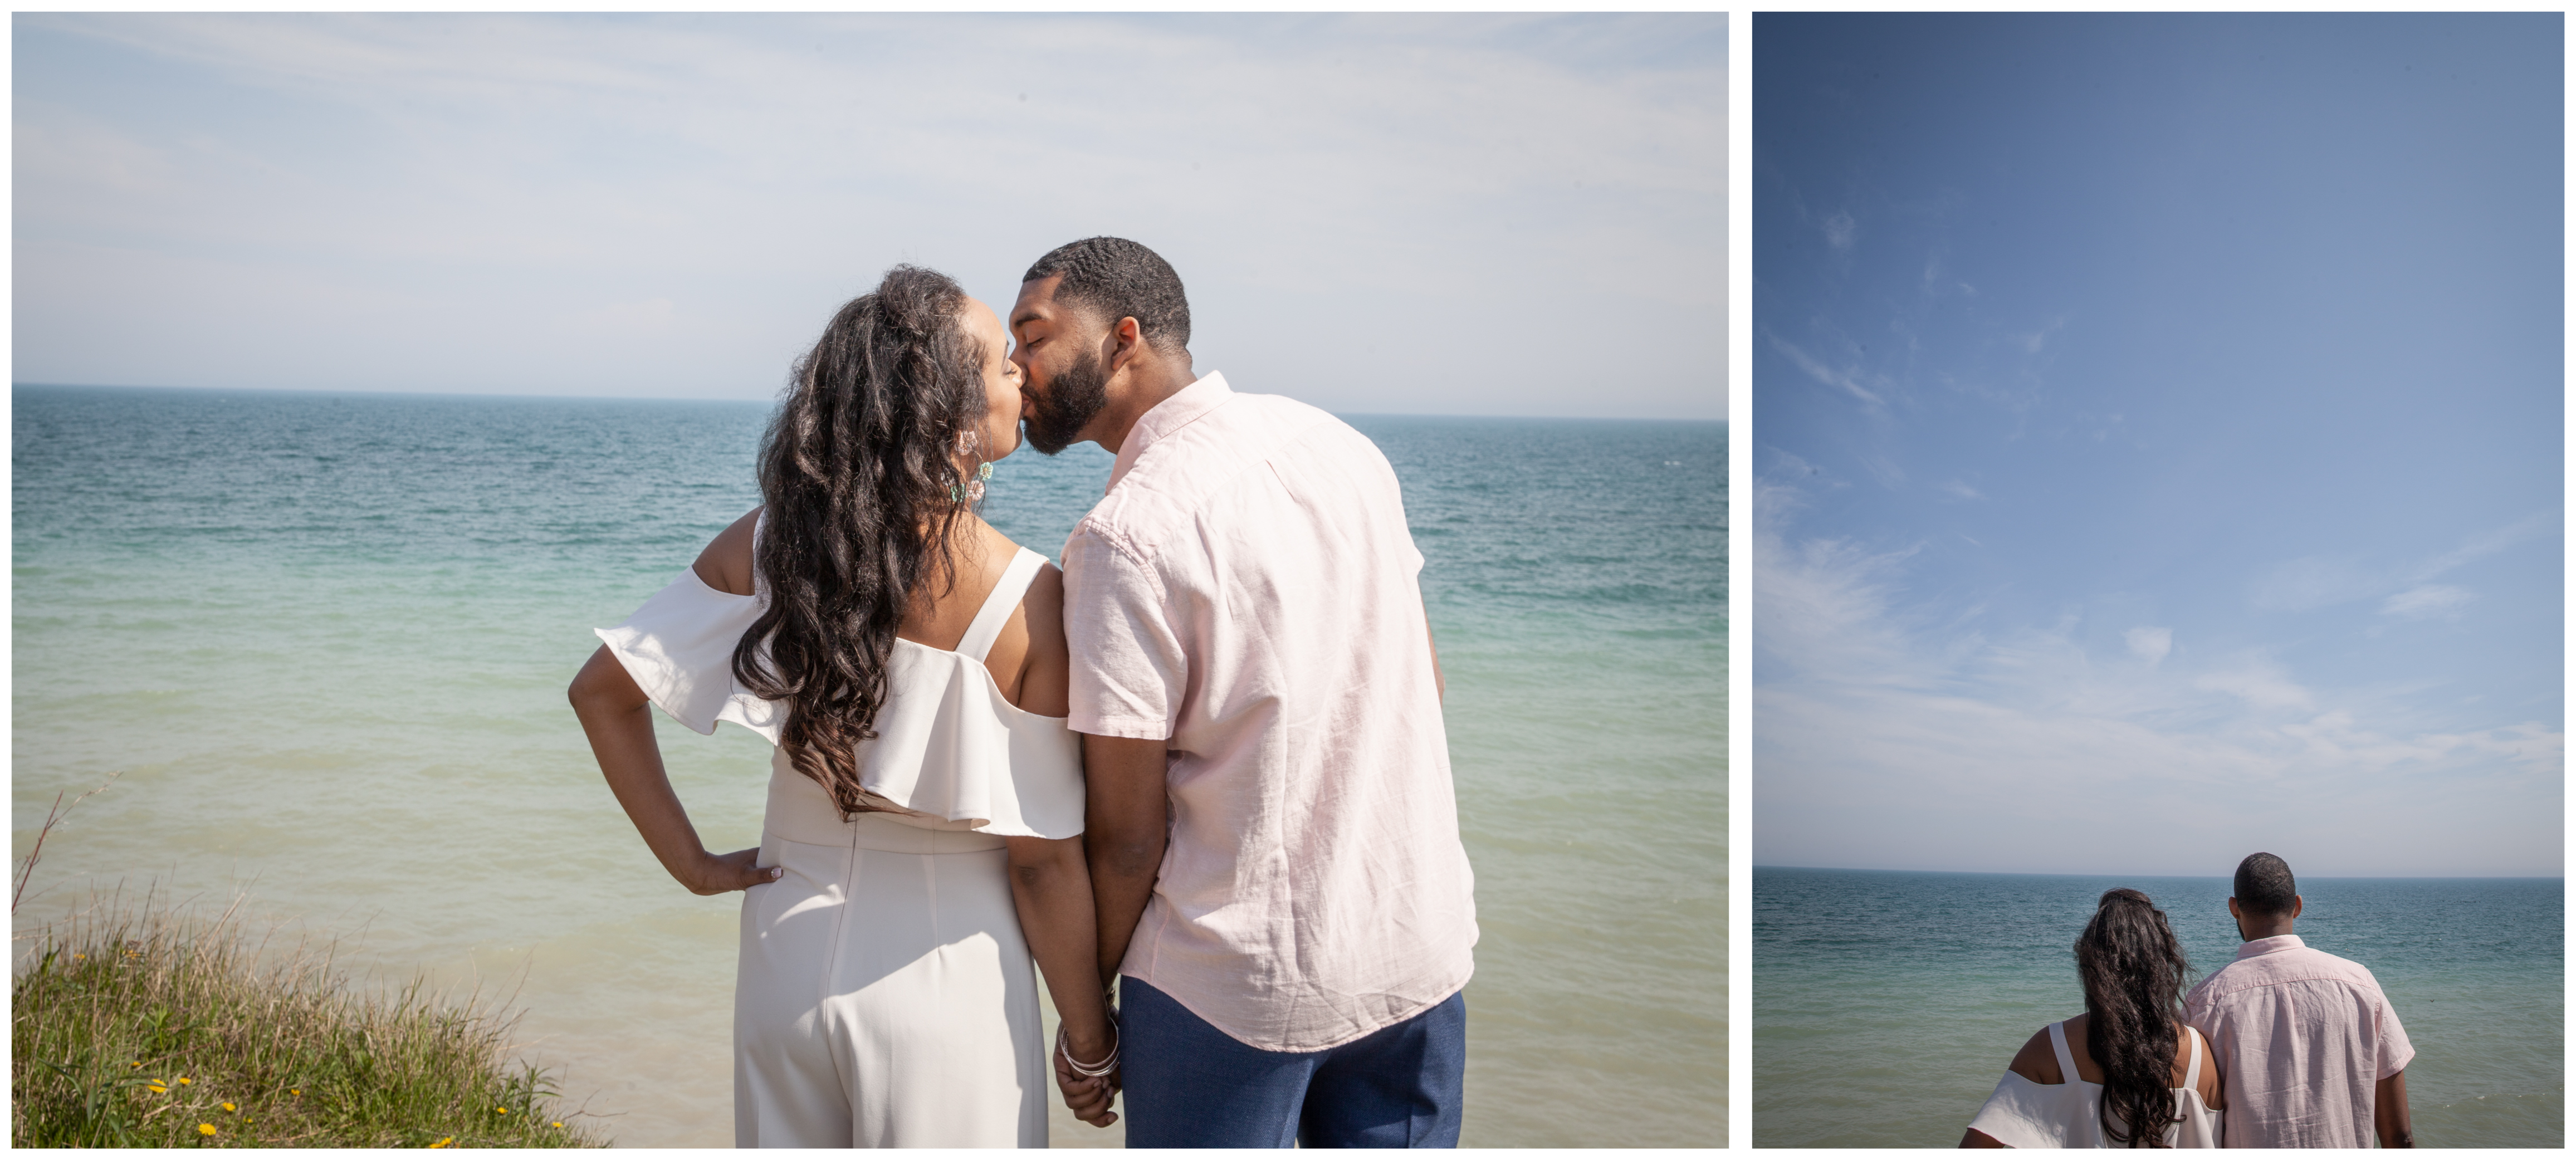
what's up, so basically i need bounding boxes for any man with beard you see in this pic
[1009,237,1478,1147]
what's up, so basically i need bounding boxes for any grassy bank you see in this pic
[12,890,606,1148]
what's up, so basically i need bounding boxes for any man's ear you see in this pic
[2226,897,2240,919]
[2290,895,2304,919]
[1107,316,1145,374]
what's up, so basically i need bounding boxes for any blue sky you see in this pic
[13,14,1724,420]
[1753,14,2562,877]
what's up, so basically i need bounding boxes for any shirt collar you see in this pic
[1105,371,1231,494]
[2233,933,2306,961]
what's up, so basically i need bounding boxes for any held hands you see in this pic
[1053,1024,1120,1128]
[680,846,783,896]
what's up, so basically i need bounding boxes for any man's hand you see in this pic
[1053,1046,1118,1127]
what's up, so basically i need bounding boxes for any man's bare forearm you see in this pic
[1083,734,1170,987]
[2375,1071,2413,1148]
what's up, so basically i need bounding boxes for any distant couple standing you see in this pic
[569,237,1478,1147]
[1961,854,2414,1149]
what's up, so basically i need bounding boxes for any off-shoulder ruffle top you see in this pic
[594,543,1083,840]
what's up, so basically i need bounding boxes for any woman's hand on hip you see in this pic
[683,846,783,895]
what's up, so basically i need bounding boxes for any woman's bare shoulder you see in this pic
[1020,557,1065,620]
[692,508,761,596]
[1009,556,1071,717]
[2185,1024,2225,1107]
[2006,1024,2064,1085]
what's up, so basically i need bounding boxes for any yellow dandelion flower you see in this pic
[222,1103,236,1112]
[148,1082,168,1094]
[198,1123,216,1136]
[429,1136,453,1149]
[496,1107,508,1114]
[552,1122,563,1129]
[178,1076,193,1085]
[130,1060,141,1068]
[290,1089,301,1096]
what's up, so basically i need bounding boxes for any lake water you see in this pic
[1752,867,2562,1148]
[11,383,1725,1147]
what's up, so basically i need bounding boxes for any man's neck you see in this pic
[1093,361,1199,455]
[2239,921,2295,942]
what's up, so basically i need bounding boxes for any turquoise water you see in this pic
[11,384,1724,1147]
[1753,867,2562,1148]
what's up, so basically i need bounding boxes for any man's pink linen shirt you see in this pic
[2181,934,2414,1148]
[1061,372,1478,1054]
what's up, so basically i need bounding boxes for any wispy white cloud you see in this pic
[1755,477,2562,876]
[2192,655,2314,710]
[2380,584,2476,620]
[1999,315,2067,355]
[1821,209,1856,253]
[1763,327,1884,408]
[2415,513,2553,579]
[2250,517,2549,616]
[1940,478,1982,501]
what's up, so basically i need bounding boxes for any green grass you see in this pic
[12,889,607,1148]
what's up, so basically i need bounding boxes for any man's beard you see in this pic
[1023,348,1109,456]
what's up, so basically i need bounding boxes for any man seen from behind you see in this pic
[2183,852,2414,1148]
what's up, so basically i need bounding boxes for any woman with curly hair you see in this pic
[570,265,1115,1147]
[1960,889,2225,1148]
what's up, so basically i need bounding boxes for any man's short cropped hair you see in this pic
[2235,852,2298,916]
[1023,237,1191,354]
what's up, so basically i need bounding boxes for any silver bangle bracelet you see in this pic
[1057,1022,1120,1077]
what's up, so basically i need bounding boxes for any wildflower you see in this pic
[178,1076,193,1085]
[130,1061,141,1068]
[553,1122,564,1129]
[290,1089,301,1096]
[198,1123,217,1136]
[496,1106,509,1114]
[222,1103,236,1112]
[429,1137,453,1149]
[148,1081,168,1094]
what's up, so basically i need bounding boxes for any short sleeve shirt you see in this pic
[1060,373,1478,1053]
[2181,935,2414,1148]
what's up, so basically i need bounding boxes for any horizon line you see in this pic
[12,380,1727,426]
[1753,864,2564,881]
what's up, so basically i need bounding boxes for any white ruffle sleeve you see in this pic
[594,565,784,742]
[594,564,1084,840]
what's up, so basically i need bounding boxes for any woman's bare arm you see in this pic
[1006,834,1118,1128]
[569,644,778,895]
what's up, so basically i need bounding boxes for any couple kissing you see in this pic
[570,236,1479,1148]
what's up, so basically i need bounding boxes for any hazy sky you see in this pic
[14,13,1726,420]
[1754,14,2562,877]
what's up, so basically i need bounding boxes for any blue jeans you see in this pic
[1117,976,1465,1148]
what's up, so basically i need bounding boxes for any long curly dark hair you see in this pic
[732,265,990,817]
[2076,888,2193,1148]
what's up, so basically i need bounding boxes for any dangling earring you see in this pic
[952,430,992,503]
